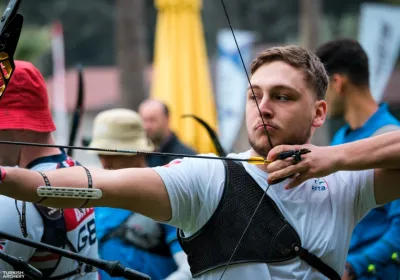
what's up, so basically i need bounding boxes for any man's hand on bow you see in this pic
[266,144,341,189]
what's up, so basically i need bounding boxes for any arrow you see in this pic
[0,140,272,165]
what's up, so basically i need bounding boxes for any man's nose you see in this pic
[258,95,274,117]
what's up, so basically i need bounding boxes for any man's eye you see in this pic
[250,94,261,100]
[276,95,289,101]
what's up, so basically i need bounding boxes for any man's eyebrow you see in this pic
[271,84,302,94]
[246,84,302,94]
[246,84,262,92]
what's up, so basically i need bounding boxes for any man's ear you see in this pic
[331,74,347,95]
[312,100,327,128]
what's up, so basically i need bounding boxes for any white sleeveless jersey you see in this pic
[0,153,99,280]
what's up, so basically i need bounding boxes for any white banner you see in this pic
[216,29,256,153]
[51,21,69,145]
[358,3,400,102]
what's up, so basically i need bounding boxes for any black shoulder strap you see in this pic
[295,246,341,280]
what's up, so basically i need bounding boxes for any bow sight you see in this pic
[0,0,23,99]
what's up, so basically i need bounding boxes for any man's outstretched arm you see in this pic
[266,130,400,204]
[0,166,172,221]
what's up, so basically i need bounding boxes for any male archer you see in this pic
[0,61,99,279]
[1,46,400,280]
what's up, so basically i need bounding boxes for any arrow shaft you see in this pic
[0,140,265,164]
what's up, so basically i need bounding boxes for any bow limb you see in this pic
[181,114,227,156]
[67,64,85,156]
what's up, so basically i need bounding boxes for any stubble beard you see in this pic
[249,125,312,157]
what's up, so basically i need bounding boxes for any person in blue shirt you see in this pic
[88,108,191,280]
[316,38,400,280]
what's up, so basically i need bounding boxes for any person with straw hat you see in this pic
[89,108,191,280]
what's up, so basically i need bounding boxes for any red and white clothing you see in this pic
[0,151,99,279]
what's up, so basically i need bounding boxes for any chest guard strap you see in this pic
[177,160,340,280]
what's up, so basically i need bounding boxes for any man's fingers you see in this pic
[267,144,305,161]
[266,157,294,173]
[267,163,307,184]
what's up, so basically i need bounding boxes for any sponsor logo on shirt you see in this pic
[311,178,328,191]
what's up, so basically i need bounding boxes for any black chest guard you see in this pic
[177,160,340,280]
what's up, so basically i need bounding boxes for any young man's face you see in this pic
[246,61,326,157]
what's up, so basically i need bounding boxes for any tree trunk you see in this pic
[299,0,331,146]
[299,0,320,51]
[116,0,148,111]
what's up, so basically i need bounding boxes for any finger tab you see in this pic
[277,150,295,160]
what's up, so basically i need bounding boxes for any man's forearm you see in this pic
[0,166,107,208]
[336,131,400,171]
[0,166,172,221]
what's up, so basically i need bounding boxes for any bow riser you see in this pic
[0,0,23,99]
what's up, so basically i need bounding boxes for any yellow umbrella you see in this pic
[151,0,218,154]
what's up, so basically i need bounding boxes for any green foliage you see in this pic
[0,2,51,67]
[14,25,51,64]
[202,0,299,54]
[319,13,360,43]
[382,0,400,5]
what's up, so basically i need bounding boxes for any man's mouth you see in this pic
[256,124,277,131]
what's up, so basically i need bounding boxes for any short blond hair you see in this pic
[250,45,329,100]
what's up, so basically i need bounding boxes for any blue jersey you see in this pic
[95,207,182,280]
[331,103,400,279]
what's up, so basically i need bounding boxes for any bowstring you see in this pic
[218,1,275,279]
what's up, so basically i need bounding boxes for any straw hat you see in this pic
[88,108,154,155]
